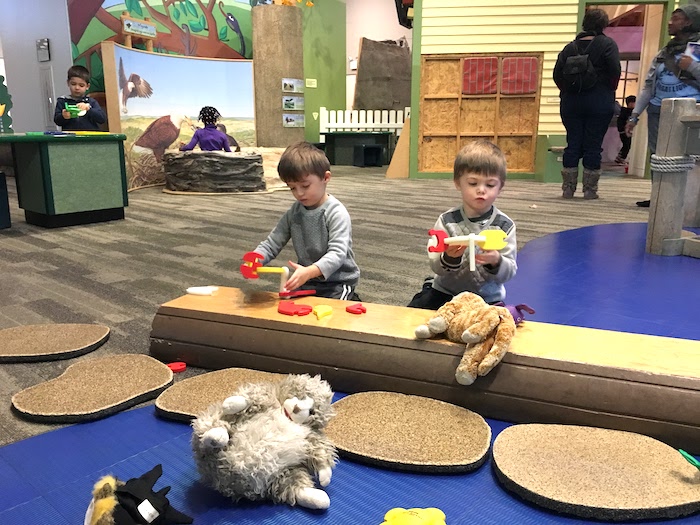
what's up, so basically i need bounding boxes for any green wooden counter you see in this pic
[0,132,128,227]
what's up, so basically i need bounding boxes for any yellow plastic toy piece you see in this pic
[478,229,507,250]
[312,305,333,320]
[381,507,447,525]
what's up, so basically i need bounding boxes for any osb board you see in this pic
[460,98,496,134]
[493,424,700,521]
[421,58,461,97]
[419,136,457,172]
[498,136,533,172]
[327,392,491,473]
[499,98,538,135]
[421,99,458,134]
[460,136,495,150]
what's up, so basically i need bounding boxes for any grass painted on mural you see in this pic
[122,116,257,190]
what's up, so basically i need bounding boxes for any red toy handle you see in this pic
[428,229,448,252]
[241,251,265,279]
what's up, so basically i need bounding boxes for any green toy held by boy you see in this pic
[53,65,106,131]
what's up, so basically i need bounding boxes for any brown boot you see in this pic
[561,167,578,199]
[583,168,601,200]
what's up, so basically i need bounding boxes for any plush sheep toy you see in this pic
[191,373,338,510]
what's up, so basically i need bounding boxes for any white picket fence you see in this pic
[319,107,411,142]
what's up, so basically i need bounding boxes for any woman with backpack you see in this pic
[554,9,621,200]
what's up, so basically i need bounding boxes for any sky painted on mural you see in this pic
[113,46,254,118]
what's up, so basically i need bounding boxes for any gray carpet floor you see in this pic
[0,165,652,446]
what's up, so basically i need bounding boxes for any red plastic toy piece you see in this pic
[428,229,448,252]
[167,361,187,373]
[278,301,313,316]
[279,289,317,299]
[240,251,265,279]
[346,303,367,314]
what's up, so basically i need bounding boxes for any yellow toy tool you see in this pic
[240,251,290,292]
[380,507,447,525]
[428,229,507,271]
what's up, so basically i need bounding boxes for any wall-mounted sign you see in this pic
[282,78,304,93]
[122,17,157,39]
[36,38,51,62]
[283,96,304,110]
[283,113,305,128]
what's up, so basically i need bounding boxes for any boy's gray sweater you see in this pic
[428,205,517,303]
[255,195,360,287]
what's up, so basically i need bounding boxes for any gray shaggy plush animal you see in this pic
[191,374,338,510]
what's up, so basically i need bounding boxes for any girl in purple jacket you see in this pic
[179,106,231,152]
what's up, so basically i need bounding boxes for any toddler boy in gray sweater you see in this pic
[252,142,360,300]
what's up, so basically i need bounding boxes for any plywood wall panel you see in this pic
[499,98,537,135]
[460,99,496,134]
[420,136,457,172]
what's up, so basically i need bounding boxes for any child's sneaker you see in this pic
[614,156,626,165]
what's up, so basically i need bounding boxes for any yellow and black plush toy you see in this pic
[84,464,193,525]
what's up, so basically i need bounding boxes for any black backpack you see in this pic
[561,36,602,93]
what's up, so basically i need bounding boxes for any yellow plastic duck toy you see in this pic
[380,507,447,525]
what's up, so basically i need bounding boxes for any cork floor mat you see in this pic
[326,392,491,473]
[0,324,109,363]
[12,354,173,423]
[492,424,700,521]
[156,367,282,421]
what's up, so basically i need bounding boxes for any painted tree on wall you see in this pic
[0,76,13,133]
[68,0,253,92]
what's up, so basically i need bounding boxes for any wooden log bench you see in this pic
[149,287,700,452]
[162,151,265,193]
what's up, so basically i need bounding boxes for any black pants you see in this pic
[407,279,453,310]
[303,282,360,301]
[560,86,615,170]
[618,132,631,160]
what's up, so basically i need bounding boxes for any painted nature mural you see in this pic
[69,0,254,96]
[105,44,255,189]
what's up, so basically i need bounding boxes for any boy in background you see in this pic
[615,95,636,164]
[408,140,517,309]
[54,65,106,131]
[250,141,360,300]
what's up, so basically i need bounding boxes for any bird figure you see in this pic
[134,115,192,162]
[180,23,198,56]
[119,57,153,114]
[219,1,246,57]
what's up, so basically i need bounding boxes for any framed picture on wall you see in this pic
[282,96,304,110]
[283,113,305,127]
[282,78,304,93]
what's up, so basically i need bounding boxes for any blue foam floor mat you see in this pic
[3,404,700,525]
[507,223,700,340]
[3,223,700,524]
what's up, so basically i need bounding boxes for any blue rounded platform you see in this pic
[507,223,700,340]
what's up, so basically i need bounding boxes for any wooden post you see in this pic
[685,164,700,228]
[646,98,695,255]
[145,18,154,52]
